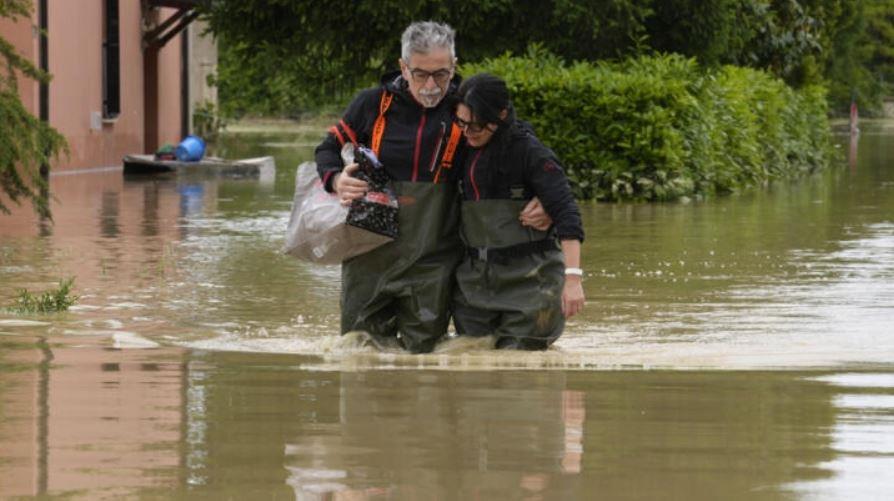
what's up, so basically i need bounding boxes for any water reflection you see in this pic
[100,190,120,238]
[0,336,183,498]
[141,183,160,237]
[7,341,894,499]
[787,373,894,499]
[280,371,584,499]
[178,184,206,218]
[1,162,334,349]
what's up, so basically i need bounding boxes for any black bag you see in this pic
[346,146,399,239]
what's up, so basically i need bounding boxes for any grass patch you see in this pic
[9,278,78,314]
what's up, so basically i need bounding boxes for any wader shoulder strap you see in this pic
[330,89,392,150]
[371,90,394,157]
[339,119,358,146]
[328,125,346,146]
[329,119,359,147]
[433,123,463,183]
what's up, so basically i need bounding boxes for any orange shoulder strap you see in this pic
[371,90,393,157]
[338,119,358,147]
[433,123,463,183]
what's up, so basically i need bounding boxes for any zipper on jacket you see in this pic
[469,149,484,201]
[411,111,427,182]
[427,121,447,174]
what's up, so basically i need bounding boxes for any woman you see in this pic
[452,73,585,350]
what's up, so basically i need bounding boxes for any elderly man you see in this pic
[315,21,547,353]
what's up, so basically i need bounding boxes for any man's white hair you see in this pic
[401,21,455,61]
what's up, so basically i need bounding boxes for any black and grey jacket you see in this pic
[315,71,463,190]
[459,124,584,242]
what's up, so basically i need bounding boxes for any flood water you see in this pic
[1,121,893,499]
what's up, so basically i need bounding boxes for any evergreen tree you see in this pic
[0,0,66,217]
[203,0,894,116]
[866,0,894,95]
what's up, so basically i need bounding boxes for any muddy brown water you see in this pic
[1,122,892,498]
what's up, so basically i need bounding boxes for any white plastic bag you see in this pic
[283,161,392,264]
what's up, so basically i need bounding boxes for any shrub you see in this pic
[462,49,835,201]
[10,278,78,314]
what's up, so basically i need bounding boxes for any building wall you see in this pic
[1,1,186,172]
[156,12,184,149]
[187,20,218,135]
[0,3,38,115]
[47,1,134,171]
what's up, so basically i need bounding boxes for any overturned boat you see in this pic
[122,154,276,184]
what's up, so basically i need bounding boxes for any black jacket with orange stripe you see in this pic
[459,123,585,243]
[315,71,464,191]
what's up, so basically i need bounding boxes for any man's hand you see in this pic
[334,163,368,206]
[519,197,553,231]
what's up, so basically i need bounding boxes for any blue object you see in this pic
[356,146,383,169]
[175,135,206,162]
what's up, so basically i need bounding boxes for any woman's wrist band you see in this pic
[565,267,583,276]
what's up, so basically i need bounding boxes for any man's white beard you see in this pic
[418,88,443,108]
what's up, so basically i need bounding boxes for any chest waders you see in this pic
[341,181,462,353]
[453,199,565,350]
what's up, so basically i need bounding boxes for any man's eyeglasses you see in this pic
[453,115,489,133]
[406,66,453,85]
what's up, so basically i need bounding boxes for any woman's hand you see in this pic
[334,163,368,206]
[560,238,584,318]
[562,275,585,318]
[519,197,553,231]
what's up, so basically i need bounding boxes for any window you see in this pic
[102,0,120,118]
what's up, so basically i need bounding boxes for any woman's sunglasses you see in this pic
[453,115,489,133]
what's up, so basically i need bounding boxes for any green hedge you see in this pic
[461,50,835,201]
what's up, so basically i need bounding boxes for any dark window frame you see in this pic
[102,0,120,119]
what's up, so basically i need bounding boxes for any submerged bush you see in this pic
[10,278,78,314]
[462,50,835,201]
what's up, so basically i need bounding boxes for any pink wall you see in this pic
[2,1,185,172]
[0,2,38,115]
[157,12,184,149]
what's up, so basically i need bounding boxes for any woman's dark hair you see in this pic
[456,73,516,129]
[455,74,535,172]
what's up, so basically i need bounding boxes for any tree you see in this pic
[1,0,66,217]
[646,0,741,67]
[204,0,891,116]
[865,0,894,96]
[203,0,655,117]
